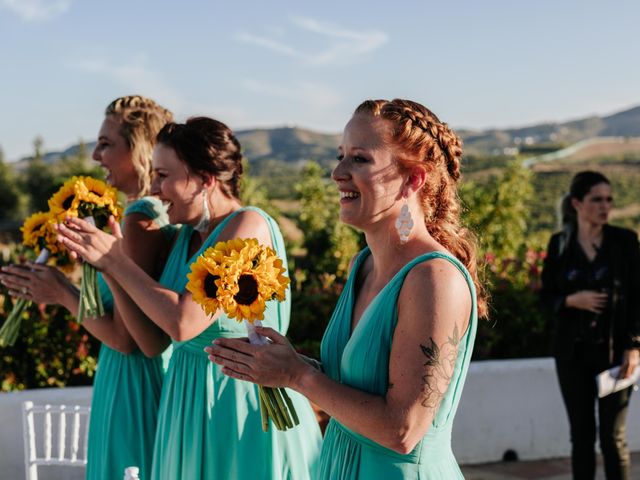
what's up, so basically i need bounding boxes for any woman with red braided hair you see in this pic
[208,98,486,478]
[2,95,175,479]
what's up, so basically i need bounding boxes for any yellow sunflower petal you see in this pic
[49,177,82,215]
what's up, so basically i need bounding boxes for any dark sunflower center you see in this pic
[62,195,76,209]
[234,274,259,305]
[204,274,220,298]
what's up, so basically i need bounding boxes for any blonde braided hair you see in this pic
[105,95,174,197]
[355,99,488,318]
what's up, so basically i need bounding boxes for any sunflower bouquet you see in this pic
[187,238,298,432]
[48,176,123,323]
[0,211,69,347]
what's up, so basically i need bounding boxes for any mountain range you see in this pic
[10,104,640,172]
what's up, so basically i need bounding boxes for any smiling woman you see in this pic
[55,116,322,480]
[207,98,486,479]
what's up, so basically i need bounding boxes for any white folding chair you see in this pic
[22,400,91,480]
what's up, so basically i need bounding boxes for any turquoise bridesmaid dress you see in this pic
[150,207,321,480]
[319,248,478,479]
[87,197,174,480]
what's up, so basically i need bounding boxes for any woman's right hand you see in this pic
[565,290,608,314]
[206,326,313,389]
[56,216,123,272]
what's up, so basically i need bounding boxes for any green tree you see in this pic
[21,137,59,212]
[461,159,534,259]
[295,161,361,278]
[287,161,362,358]
[240,161,280,219]
[461,160,552,359]
[0,148,22,221]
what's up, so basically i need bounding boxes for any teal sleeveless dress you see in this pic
[319,249,478,479]
[150,207,321,480]
[87,197,174,480]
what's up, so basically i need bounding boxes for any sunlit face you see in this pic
[92,115,139,196]
[572,182,613,227]
[331,114,405,230]
[150,143,205,226]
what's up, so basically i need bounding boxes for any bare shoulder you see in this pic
[217,209,272,245]
[122,211,161,233]
[398,255,471,333]
[121,212,164,250]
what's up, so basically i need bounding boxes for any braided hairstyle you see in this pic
[156,117,243,200]
[354,99,488,317]
[105,95,174,197]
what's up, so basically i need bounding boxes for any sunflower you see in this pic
[81,176,113,197]
[74,177,122,225]
[215,238,290,323]
[48,177,81,216]
[186,258,224,316]
[21,211,51,249]
[187,238,290,323]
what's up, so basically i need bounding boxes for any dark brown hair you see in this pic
[559,170,611,234]
[354,98,488,318]
[156,117,243,199]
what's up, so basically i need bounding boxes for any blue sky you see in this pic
[1,0,639,161]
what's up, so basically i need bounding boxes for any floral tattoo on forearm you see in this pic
[419,324,460,409]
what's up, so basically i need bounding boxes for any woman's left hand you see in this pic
[56,216,123,272]
[619,349,639,379]
[0,263,70,305]
[205,326,311,389]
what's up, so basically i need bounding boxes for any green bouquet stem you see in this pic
[0,298,31,347]
[246,319,300,432]
[257,385,299,432]
[77,262,104,323]
[76,215,104,323]
[0,248,50,347]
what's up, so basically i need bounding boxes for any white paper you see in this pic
[596,365,640,398]
[244,319,268,346]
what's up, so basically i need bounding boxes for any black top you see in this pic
[541,224,640,365]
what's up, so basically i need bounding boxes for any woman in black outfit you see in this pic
[541,171,640,480]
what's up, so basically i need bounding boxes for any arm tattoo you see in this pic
[419,324,461,409]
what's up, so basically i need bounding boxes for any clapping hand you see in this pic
[206,326,309,389]
[0,263,70,305]
[56,216,123,272]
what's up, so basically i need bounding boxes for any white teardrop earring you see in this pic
[395,199,414,245]
[194,190,211,232]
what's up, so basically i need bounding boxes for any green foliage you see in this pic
[246,159,303,199]
[461,159,533,259]
[240,174,281,220]
[0,252,99,392]
[461,153,512,172]
[17,137,105,214]
[0,150,23,221]
[286,161,362,358]
[294,161,362,278]
[474,249,551,359]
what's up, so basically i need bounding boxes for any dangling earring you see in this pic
[395,198,414,245]
[194,190,211,232]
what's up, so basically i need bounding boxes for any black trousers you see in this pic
[555,345,632,480]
